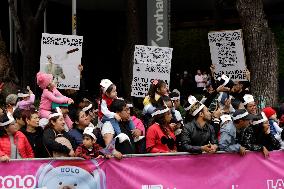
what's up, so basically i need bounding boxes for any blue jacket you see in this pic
[219,121,241,152]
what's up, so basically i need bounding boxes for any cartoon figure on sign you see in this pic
[36,160,106,189]
[45,55,66,84]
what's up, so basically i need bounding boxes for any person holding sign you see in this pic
[36,72,74,119]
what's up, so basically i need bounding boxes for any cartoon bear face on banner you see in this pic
[36,160,106,189]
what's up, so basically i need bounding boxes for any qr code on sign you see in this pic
[134,45,173,66]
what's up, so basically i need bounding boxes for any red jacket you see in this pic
[0,131,34,158]
[98,94,114,120]
[146,123,176,153]
[75,143,102,160]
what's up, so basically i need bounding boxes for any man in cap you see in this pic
[180,96,218,153]
[219,114,246,156]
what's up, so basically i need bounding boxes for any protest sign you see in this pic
[131,45,173,97]
[208,30,247,81]
[40,33,83,90]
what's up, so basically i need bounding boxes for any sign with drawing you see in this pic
[40,33,83,90]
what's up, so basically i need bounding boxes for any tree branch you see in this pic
[35,0,48,21]
[8,0,25,54]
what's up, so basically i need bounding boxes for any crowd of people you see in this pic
[0,65,284,162]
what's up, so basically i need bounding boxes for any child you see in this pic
[75,127,103,159]
[36,72,73,119]
[262,107,284,149]
[143,79,168,114]
[98,79,134,135]
[142,80,168,128]
[16,86,35,110]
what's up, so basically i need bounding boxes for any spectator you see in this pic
[75,127,103,159]
[127,103,145,141]
[82,103,104,147]
[6,94,18,118]
[0,113,34,161]
[20,109,48,158]
[143,79,169,128]
[219,114,246,156]
[52,102,73,131]
[233,109,269,158]
[43,108,76,157]
[68,109,90,146]
[252,112,280,151]
[13,108,26,131]
[36,72,73,119]
[98,79,134,135]
[101,99,140,156]
[243,94,257,115]
[181,96,218,153]
[195,70,206,94]
[262,107,284,149]
[16,87,35,110]
[146,106,176,153]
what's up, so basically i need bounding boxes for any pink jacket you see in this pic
[16,94,35,110]
[39,88,71,118]
[132,116,145,136]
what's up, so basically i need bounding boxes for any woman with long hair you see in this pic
[146,106,176,153]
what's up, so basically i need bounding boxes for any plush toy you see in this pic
[36,160,106,189]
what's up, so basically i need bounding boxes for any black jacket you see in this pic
[180,120,218,153]
[21,126,49,158]
[43,128,77,156]
[238,126,280,151]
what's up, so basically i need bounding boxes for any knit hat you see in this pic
[36,72,53,90]
[100,79,113,93]
[262,107,276,119]
[6,94,18,105]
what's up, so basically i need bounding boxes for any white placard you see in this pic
[208,30,247,81]
[40,33,83,90]
[134,45,172,65]
[131,45,172,98]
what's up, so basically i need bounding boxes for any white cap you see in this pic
[243,94,254,105]
[220,114,232,125]
[83,126,97,140]
[100,79,113,93]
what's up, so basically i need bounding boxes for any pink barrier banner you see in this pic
[0,151,284,189]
